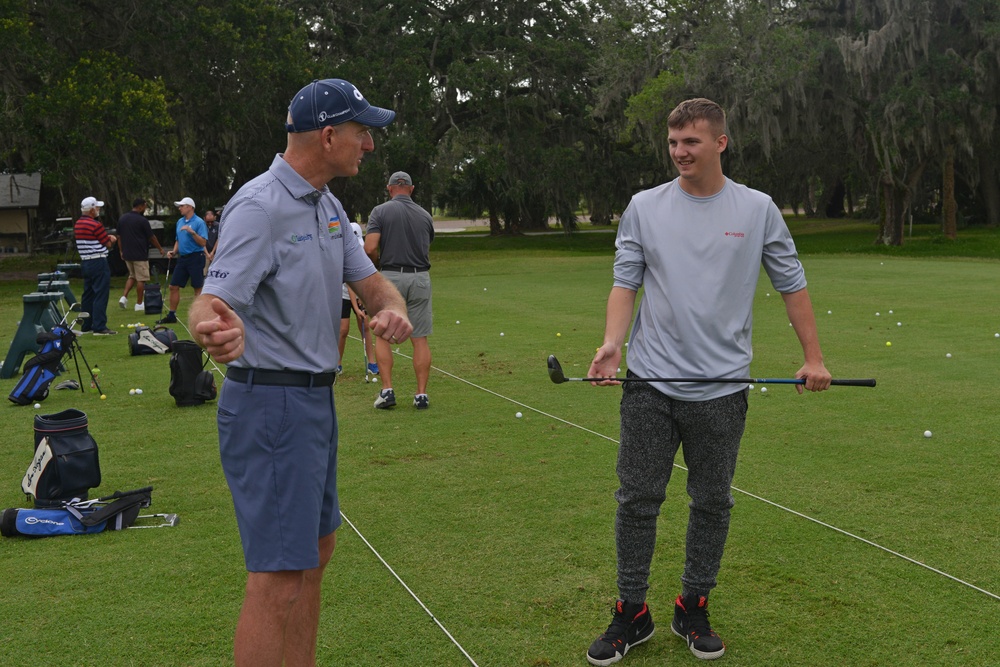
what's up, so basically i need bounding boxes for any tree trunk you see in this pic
[978,153,1000,227]
[876,178,905,246]
[942,147,957,239]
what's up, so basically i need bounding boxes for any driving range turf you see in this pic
[0,220,998,666]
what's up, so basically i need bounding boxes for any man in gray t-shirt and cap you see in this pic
[365,170,435,410]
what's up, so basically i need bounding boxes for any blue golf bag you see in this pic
[1,487,152,537]
[7,326,76,405]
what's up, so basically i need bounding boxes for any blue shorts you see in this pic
[217,379,341,572]
[170,253,205,289]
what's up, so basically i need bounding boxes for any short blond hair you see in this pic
[667,98,726,137]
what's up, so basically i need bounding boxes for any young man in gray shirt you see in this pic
[585,98,832,665]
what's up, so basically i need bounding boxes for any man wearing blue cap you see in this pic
[190,78,411,667]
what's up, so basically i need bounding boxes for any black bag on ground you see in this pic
[23,408,101,507]
[128,325,177,355]
[143,282,163,315]
[169,341,217,407]
[7,326,75,405]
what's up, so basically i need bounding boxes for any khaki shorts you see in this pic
[382,270,433,338]
[125,260,151,282]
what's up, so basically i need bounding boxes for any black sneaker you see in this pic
[374,388,396,409]
[413,394,429,409]
[92,328,118,336]
[586,600,654,666]
[157,313,178,324]
[671,593,725,660]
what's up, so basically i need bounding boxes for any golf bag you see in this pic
[1,486,152,537]
[143,282,163,315]
[23,408,101,508]
[7,326,76,405]
[168,340,217,407]
[128,325,177,356]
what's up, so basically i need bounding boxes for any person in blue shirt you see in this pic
[159,196,207,324]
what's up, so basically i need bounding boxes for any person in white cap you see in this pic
[159,196,208,324]
[73,196,118,334]
[189,78,409,667]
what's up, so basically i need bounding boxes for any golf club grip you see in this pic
[830,378,877,387]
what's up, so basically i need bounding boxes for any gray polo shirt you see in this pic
[203,154,376,372]
[367,195,434,270]
[614,177,806,401]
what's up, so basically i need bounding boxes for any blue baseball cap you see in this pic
[285,79,395,132]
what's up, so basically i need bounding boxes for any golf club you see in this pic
[546,355,876,387]
[128,513,180,529]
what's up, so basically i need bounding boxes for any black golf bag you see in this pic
[128,325,177,355]
[23,408,101,508]
[143,282,163,314]
[8,326,76,405]
[1,487,152,537]
[169,341,217,407]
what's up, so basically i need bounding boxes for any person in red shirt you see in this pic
[74,196,118,334]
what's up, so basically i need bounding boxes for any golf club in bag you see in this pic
[546,355,877,387]
[8,304,101,405]
[0,486,177,537]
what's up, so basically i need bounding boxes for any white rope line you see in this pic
[378,344,999,603]
[339,512,481,667]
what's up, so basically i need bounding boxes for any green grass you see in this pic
[1,223,999,666]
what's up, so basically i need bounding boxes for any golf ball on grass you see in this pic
[33,403,41,409]
[136,388,143,395]
[760,387,768,393]
[924,430,932,438]
[886,341,892,347]
[515,412,523,419]
[129,389,136,395]
[946,353,952,358]
[100,394,107,400]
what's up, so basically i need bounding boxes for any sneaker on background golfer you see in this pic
[189,77,410,667]
[585,98,832,665]
[365,170,435,410]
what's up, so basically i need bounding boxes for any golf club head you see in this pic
[547,355,568,384]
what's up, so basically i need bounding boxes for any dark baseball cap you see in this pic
[285,79,395,133]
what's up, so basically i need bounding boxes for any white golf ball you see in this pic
[500,332,504,337]
[924,430,932,438]
[827,310,832,314]
[897,322,902,327]
[875,312,880,316]
[136,388,143,395]
[129,389,136,395]
[760,387,768,393]
[946,353,952,358]
[889,310,893,314]
[748,384,755,390]
[995,333,999,338]
[33,403,41,409]
[515,412,523,418]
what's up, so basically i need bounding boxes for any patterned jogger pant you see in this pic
[615,380,748,603]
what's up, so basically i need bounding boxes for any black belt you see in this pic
[381,265,426,273]
[226,367,336,387]
[180,252,204,257]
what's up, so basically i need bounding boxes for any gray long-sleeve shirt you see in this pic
[614,177,806,400]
